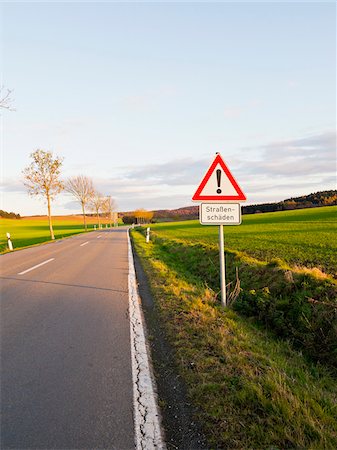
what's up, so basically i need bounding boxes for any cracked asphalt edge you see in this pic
[127,230,166,450]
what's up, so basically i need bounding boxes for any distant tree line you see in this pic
[138,190,337,222]
[242,190,337,215]
[0,210,21,219]
[122,209,154,224]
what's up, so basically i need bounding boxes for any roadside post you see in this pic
[192,153,246,307]
[94,225,96,230]
[146,227,150,243]
[6,232,13,251]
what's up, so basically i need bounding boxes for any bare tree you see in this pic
[65,175,94,231]
[0,86,15,111]
[102,195,117,227]
[23,149,64,240]
[89,191,104,229]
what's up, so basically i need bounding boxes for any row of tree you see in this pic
[22,149,116,239]
[0,210,21,219]
[122,209,154,224]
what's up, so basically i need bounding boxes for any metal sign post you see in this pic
[218,225,226,307]
[192,153,246,307]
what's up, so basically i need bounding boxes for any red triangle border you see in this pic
[192,154,246,201]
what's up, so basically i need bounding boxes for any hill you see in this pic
[152,190,337,221]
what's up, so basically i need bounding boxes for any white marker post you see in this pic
[94,225,96,230]
[6,232,13,251]
[192,153,246,307]
[146,227,150,243]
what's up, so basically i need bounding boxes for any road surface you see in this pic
[0,228,147,449]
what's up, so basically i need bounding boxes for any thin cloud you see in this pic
[0,179,26,193]
[124,158,210,186]
[110,130,336,187]
[245,130,336,177]
[3,130,335,214]
[101,129,336,209]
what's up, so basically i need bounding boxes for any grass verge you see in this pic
[138,230,337,371]
[131,230,337,449]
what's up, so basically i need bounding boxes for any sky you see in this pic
[0,1,336,215]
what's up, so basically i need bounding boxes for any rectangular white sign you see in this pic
[200,203,241,225]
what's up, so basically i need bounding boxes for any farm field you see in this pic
[131,216,337,449]
[0,215,118,253]
[152,206,337,277]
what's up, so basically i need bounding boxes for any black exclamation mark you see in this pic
[216,169,222,194]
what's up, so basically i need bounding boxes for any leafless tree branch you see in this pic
[0,86,15,111]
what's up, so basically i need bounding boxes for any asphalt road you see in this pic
[0,228,135,449]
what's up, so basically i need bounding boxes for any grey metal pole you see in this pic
[219,224,226,307]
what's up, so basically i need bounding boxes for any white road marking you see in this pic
[127,231,165,450]
[18,258,55,275]
[80,241,89,247]
[97,235,102,239]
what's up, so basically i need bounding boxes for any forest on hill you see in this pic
[152,190,337,221]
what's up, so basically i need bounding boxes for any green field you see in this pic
[131,220,337,448]
[0,216,117,253]
[151,206,337,277]
[131,206,337,447]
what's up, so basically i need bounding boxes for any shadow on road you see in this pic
[0,276,128,294]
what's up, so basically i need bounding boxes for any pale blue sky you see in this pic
[1,1,336,215]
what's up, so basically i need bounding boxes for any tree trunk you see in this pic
[97,210,101,229]
[82,202,87,231]
[47,194,55,240]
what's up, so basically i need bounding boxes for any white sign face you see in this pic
[200,203,241,225]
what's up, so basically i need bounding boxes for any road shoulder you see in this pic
[128,231,166,449]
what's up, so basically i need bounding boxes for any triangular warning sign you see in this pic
[192,154,246,201]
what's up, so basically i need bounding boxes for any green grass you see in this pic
[131,230,337,448]
[151,206,337,277]
[142,232,337,368]
[136,207,337,369]
[0,217,103,253]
